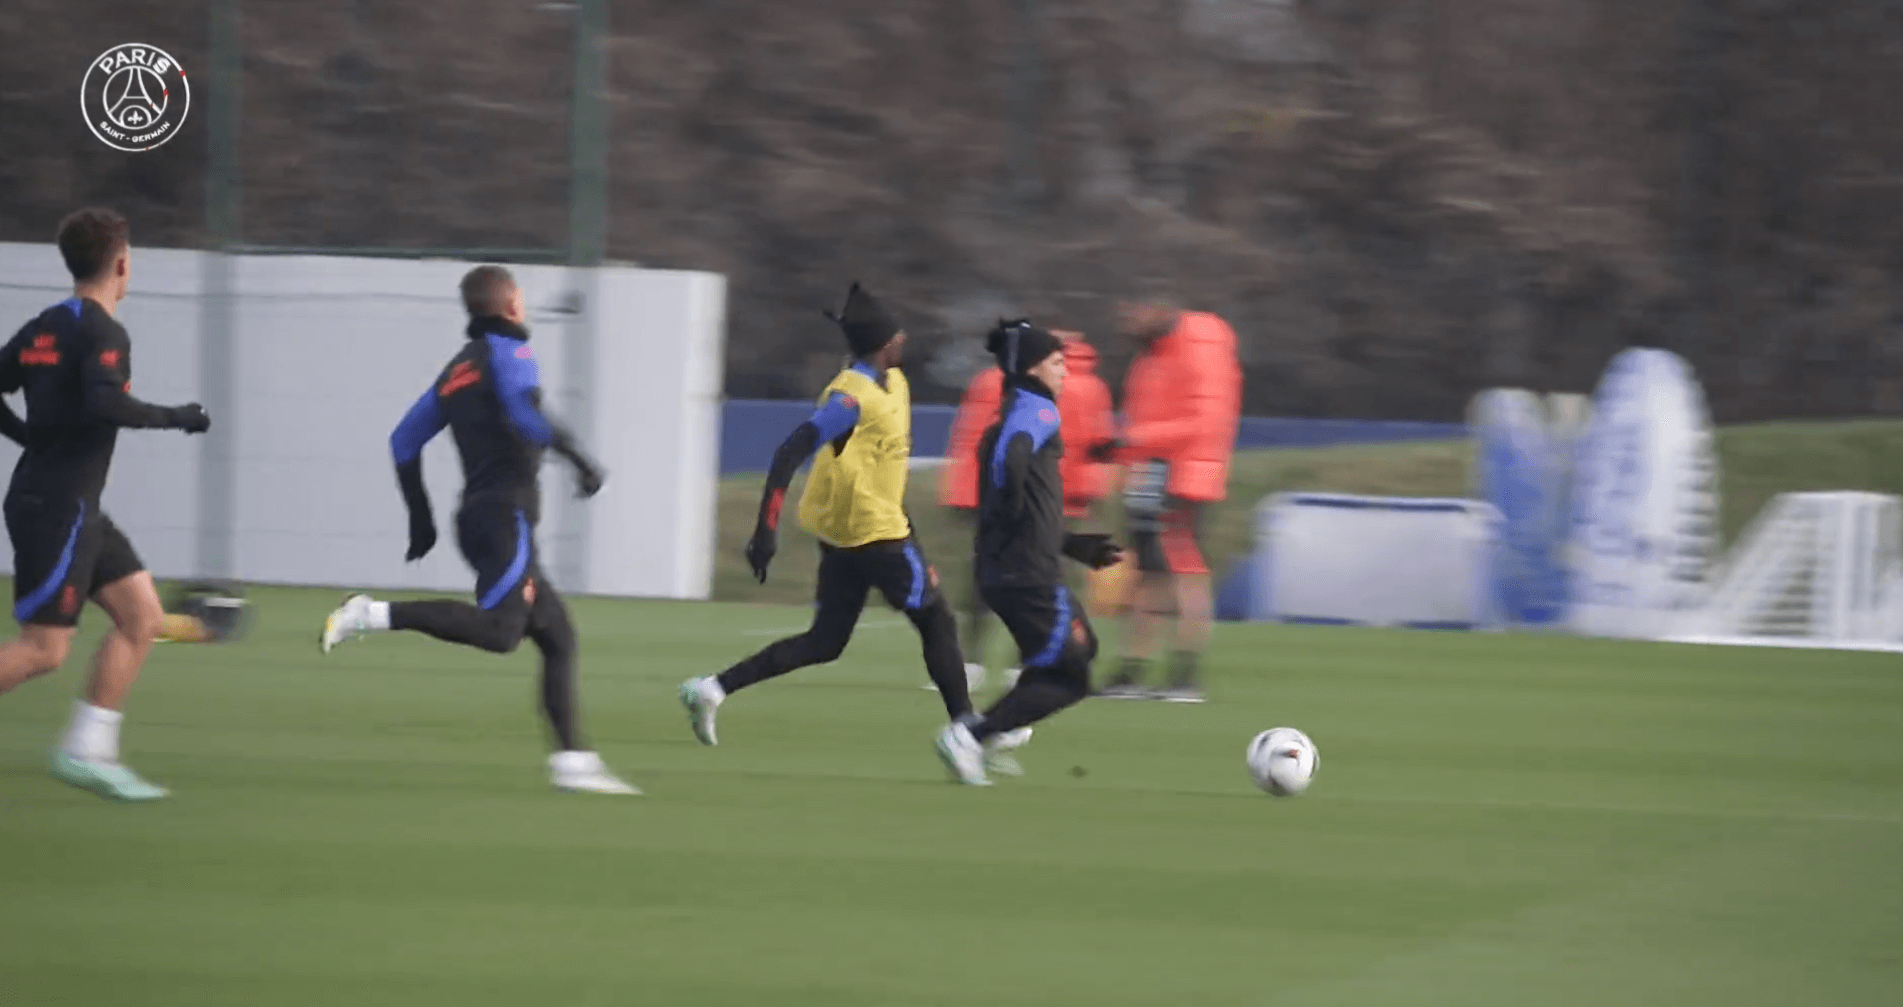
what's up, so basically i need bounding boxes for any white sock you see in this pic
[702,676,726,703]
[367,601,391,630]
[550,750,601,773]
[61,702,123,764]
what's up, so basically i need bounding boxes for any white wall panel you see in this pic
[0,243,722,599]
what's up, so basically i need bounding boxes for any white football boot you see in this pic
[49,753,169,801]
[320,593,376,653]
[934,722,991,786]
[679,676,725,746]
[983,726,1033,778]
[549,751,640,795]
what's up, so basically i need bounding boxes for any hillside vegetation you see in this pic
[5,2,1900,418]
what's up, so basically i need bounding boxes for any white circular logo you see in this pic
[81,44,190,152]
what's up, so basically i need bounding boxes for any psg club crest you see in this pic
[81,44,190,152]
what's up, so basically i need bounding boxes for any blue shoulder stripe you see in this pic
[988,389,1060,487]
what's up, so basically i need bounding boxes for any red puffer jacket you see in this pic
[1116,312,1243,502]
[938,366,1003,510]
[1057,339,1115,517]
[939,337,1119,516]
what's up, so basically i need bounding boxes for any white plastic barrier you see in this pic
[0,243,725,599]
[1255,493,1503,629]
[1568,348,1720,639]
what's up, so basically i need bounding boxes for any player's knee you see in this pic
[804,628,851,664]
[1072,639,1099,673]
[529,617,576,662]
[1022,659,1090,705]
[117,603,165,646]
[1055,674,1089,706]
[4,628,71,673]
[907,599,957,640]
[491,623,529,654]
[1057,650,1093,699]
[15,632,71,674]
[1073,616,1103,662]
[474,609,531,653]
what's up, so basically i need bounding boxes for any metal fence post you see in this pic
[198,0,242,579]
[557,0,608,590]
[1009,0,1044,215]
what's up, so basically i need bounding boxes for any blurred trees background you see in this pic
[4,0,1901,420]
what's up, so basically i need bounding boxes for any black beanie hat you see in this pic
[825,282,901,359]
[986,318,1063,376]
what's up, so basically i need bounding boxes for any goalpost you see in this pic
[1674,491,1903,652]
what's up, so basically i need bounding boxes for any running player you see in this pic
[936,320,1124,785]
[679,283,973,756]
[0,207,211,800]
[318,265,637,795]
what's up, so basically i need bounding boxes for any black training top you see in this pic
[0,297,183,503]
[390,316,558,519]
[975,379,1068,588]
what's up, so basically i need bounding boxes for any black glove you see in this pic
[1063,533,1125,570]
[745,525,777,583]
[170,403,211,434]
[405,511,437,562]
[1085,437,1125,463]
[574,461,606,499]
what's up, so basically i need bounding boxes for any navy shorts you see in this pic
[981,582,1098,672]
[456,498,542,616]
[815,536,943,616]
[6,494,144,627]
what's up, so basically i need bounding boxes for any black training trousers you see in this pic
[717,536,972,719]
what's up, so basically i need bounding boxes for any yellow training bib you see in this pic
[798,365,912,547]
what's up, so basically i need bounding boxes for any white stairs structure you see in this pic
[1675,492,1903,652]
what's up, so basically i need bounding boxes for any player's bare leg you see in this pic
[1101,572,1171,698]
[47,572,168,800]
[1172,573,1213,652]
[0,625,74,695]
[1158,572,1212,703]
[85,572,163,710]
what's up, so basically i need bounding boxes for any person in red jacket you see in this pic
[938,359,1003,690]
[938,329,1116,690]
[1055,334,1116,519]
[1093,299,1242,702]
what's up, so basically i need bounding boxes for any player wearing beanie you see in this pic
[679,283,975,764]
[934,320,1125,785]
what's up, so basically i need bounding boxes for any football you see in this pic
[1247,727,1318,796]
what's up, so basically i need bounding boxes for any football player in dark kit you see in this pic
[0,207,211,801]
[935,320,1125,785]
[319,265,638,796]
[679,283,977,766]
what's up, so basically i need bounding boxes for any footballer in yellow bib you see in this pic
[795,355,912,548]
[679,284,976,768]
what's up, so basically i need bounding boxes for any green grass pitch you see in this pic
[2,586,1898,1005]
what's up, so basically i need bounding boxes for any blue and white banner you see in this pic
[1470,389,1569,626]
[1567,348,1720,639]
